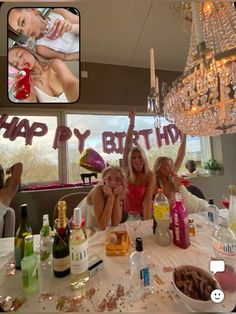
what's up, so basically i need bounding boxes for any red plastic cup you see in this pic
[14,68,31,100]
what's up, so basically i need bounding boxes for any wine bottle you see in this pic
[14,204,32,269]
[21,235,38,294]
[70,207,89,290]
[53,201,70,277]
[40,214,52,269]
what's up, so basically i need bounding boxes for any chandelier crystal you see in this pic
[163,0,236,136]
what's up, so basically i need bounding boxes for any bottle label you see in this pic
[70,241,89,274]
[208,211,214,223]
[53,255,70,272]
[140,267,150,287]
[153,204,169,220]
[213,239,236,257]
[40,237,52,261]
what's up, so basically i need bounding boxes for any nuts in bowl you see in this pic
[173,265,220,311]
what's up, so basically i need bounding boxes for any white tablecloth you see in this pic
[0,214,235,312]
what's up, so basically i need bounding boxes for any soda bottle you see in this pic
[171,192,190,249]
[207,198,219,226]
[130,237,154,300]
[213,212,236,291]
[153,188,171,246]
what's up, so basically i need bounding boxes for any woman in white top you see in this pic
[8,46,79,103]
[8,8,79,61]
[0,162,23,237]
[79,166,125,230]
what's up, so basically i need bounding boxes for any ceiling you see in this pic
[78,0,191,72]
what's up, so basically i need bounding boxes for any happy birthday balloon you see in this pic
[79,148,106,172]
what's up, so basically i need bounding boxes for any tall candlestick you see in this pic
[191,0,204,45]
[150,48,156,89]
[155,76,159,94]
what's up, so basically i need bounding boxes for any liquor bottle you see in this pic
[40,214,52,268]
[207,198,219,226]
[213,212,236,291]
[130,237,154,300]
[53,201,70,277]
[21,235,39,294]
[229,185,236,234]
[14,204,32,269]
[171,192,190,249]
[153,188,171,246]
[188,218,195,236]
[70,207,89,290]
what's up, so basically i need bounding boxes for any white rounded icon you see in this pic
[210,289,224,303]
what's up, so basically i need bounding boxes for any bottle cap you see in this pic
[208,198,214,205]
[73,207,82,227]
[135,237,143,252]
[20,204,28,218]
[189,218,194,223]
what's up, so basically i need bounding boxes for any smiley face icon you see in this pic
[210,289,224,303]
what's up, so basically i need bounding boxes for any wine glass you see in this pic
[127,211,141,248]
[222,196,230,209]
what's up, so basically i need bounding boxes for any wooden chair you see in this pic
[53,191,88,221]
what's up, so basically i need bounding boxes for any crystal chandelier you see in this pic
[163,0,236,136]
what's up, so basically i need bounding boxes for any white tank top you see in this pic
[34,86,68,103]
[35,12,79,54]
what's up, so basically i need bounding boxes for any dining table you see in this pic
[0,213,235,312]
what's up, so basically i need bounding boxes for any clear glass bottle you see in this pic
[53,201,70,278]
[207,198,219,226]
[130,237,154,300]
[189,218,195,236]
[213,212,236,292]
[153,188,171,246]
[21,235,38,294]
[40,214,52,269]
[171,192,190,249]
[229,185,236,234]
[14,204,32,269]
[69,207,89,290]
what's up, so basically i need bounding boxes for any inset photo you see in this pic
[7,7,80,103]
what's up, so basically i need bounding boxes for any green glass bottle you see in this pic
[21,235,38,294]
[40,214,52,269]
[14,204,32,269]
[53,201,70,277]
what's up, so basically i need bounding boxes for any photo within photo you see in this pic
[7,7,80,103]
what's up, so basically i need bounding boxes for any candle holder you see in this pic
[147,87,161,127]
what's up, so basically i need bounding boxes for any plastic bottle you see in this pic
[153,188,171,246]
[213,212,236,291]
[130,237,154,300]
[171,192,190,249]
[14,204,32,269]
[21,235,38,294]
[40,214,52,269]
[53,201,70,277]
[207,198,219,226]
[70,207,89,290]
[228,185,236,234]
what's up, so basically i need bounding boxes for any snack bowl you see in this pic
[172,265,221,311]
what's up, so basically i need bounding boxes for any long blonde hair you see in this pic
[153,156,175,192]
[8,46,50,82]
[127,146,150,183]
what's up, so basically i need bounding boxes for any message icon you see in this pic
[210,260,225,274]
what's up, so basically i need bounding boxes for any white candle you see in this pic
[150,48,156,89]
[191,0,204,45]
[155,76,159,94]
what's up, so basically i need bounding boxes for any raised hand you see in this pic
[128,109,135,127]
[113,186,124,196]
[51,19,73,39]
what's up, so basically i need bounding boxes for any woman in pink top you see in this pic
[122,110,155,219]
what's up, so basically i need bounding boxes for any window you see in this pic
[0,111,211,186]
[0,114,58,184]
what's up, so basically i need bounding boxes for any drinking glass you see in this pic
[13,68,31,100]
[127,211,141,248]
